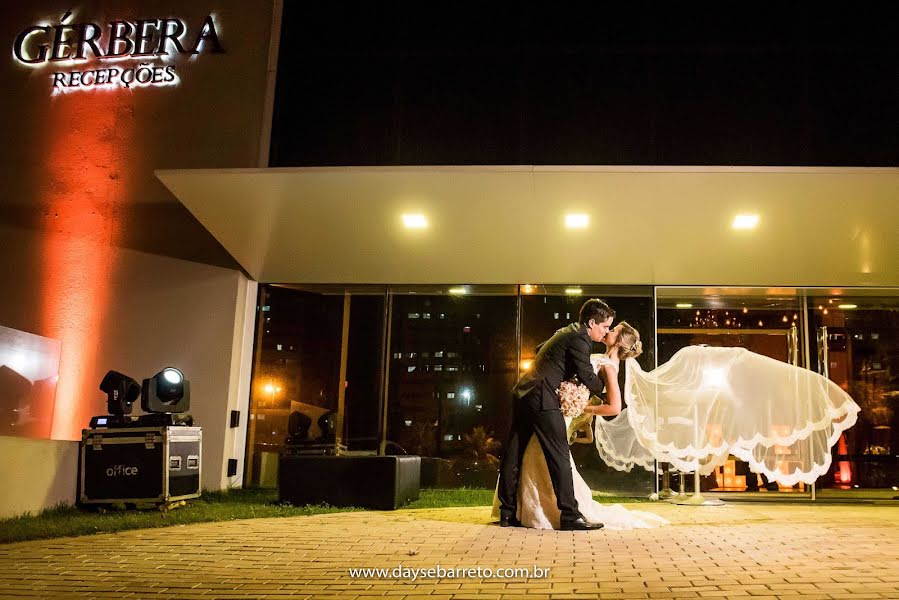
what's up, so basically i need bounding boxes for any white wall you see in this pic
[0,223,256,516]
[101,243,256,491]
[0,437,79,519]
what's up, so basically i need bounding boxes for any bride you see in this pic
[492,322,669,530]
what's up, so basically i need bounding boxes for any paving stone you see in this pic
[0,504,896,600]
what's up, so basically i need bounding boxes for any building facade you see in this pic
[1,3,896,516]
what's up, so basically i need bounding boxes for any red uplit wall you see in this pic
[41,93,137,439]
[1,1,275,447]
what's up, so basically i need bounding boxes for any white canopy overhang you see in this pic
[155,166,899,286]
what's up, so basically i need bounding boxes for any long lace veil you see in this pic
[594,346,860,486]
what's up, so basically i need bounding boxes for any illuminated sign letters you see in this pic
[12,11,224,94]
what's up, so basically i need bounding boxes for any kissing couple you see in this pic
[492,298,668,531]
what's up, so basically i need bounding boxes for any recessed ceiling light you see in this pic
[838,304,858,309]
[449,287,467,295]
[732,214,759,229]
[565,214,589,229]
[565,288,582,295]
[402,214,427,229]
[676,303,693,308]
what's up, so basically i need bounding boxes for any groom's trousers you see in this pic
[497,389,581,522]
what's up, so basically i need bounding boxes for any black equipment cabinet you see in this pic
[79,426,202,505]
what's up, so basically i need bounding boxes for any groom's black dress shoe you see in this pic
[499,515,523,527]
[559,517,604,531]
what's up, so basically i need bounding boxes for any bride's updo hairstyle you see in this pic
[616,321,643,360]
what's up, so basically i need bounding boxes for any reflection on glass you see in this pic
[657,296,801,365]
[0,325,60,439]
[386,287,517,487]
[246,285,387,487]
[521,287,655,496]
[343,293,386,453]
[809,295,899,494]
[244,284,654,494]
[246,286,344,487]
[655,288,804,494]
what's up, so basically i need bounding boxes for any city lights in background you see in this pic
[564,213,589,229]
[732,214,760,229]
[402,213,427,229]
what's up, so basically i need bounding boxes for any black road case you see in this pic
[79,426,202,505]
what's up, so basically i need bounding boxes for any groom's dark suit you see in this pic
[498,322,607,523]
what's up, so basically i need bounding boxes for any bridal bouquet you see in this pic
[558,379,590,417]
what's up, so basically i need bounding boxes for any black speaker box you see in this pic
[278,455,420,510]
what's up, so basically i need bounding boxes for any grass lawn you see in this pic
[0,488,644,545]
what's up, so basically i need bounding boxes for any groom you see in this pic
[498,298,615,530]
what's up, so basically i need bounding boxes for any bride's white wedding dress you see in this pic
[491,357,669,530]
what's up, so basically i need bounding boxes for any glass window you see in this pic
[247,285,344,487]
[520,285,655,496]
[656,287,803,365]
[806,290,899,498]
[655,287,807,496]
[343,290,387,454]
[247,283,656,493]
[246,284,386,486]
[385,285,518,487]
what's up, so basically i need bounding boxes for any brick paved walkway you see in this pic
[1,503,897,599]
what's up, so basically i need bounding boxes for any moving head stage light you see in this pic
[142,367,190,414]
[89,367,192,428]
[99,370,140,415]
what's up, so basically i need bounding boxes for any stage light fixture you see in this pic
[99,370,141,415]
[141,367,190,414]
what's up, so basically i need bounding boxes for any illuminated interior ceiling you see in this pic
[156,166,899,286]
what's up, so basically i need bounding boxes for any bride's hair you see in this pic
[616,321,643,360]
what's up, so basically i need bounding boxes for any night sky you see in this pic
[270,5,898,167]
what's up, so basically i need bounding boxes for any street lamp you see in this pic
[262,381,282,407]
[460,387,472,406]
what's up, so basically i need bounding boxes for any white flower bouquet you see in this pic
[557,379,590,417]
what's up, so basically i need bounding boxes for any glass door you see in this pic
[806,289,899,500]
[656,287,808,496]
